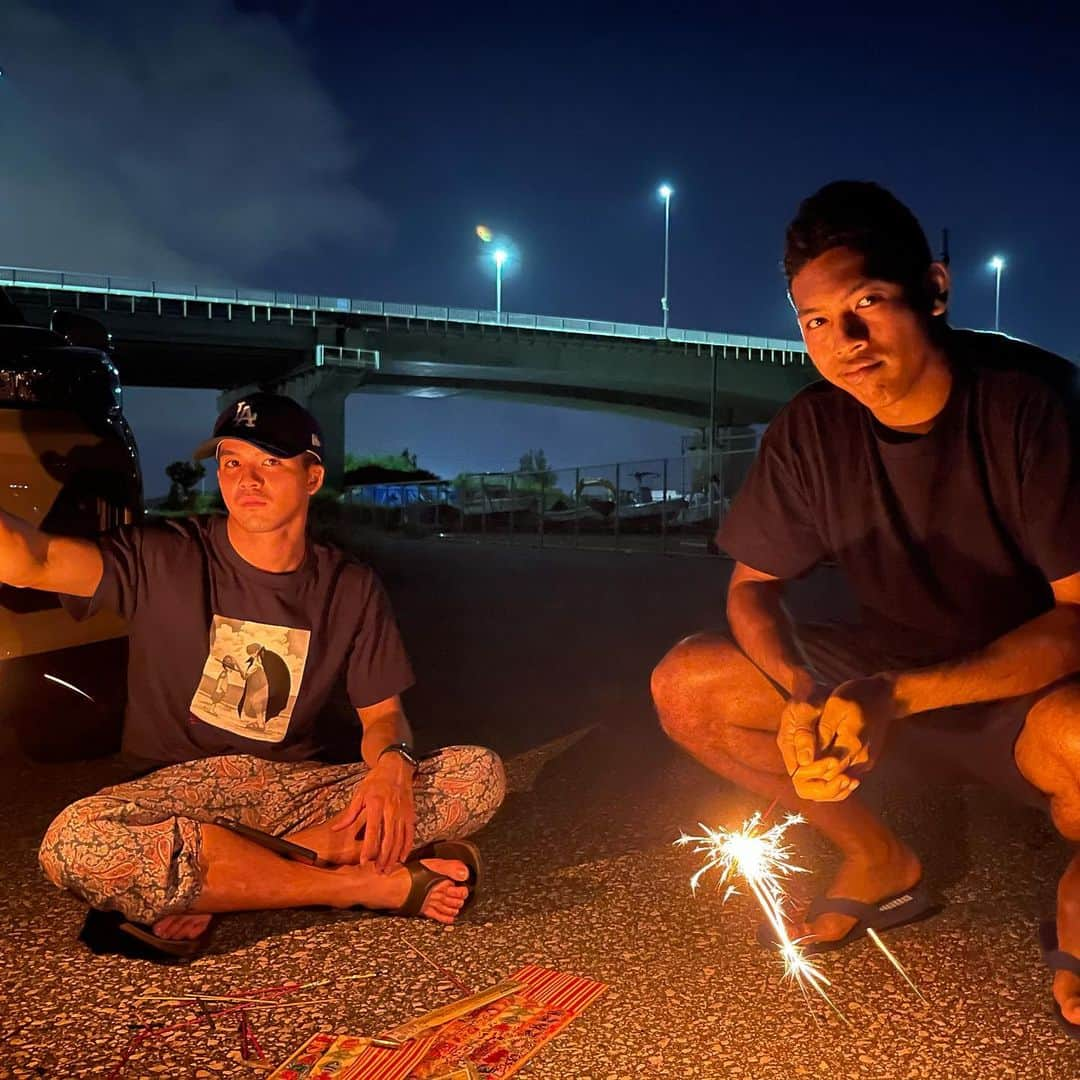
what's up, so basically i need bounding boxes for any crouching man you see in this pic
[653,182,1080,1033]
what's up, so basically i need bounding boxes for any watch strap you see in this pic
[378,742,420,769]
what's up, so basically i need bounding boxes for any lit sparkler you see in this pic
[678,810,927,1021]
[677,811,848,1024]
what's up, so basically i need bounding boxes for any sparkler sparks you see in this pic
[676,812,848,1023]
[678,809,926,1023]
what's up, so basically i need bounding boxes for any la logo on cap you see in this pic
[312,434,322,447]
[234,401,257,428]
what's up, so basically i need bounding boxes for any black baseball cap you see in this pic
[192,393,324,462]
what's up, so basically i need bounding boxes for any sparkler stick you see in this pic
[135,977,376,1006]
[110,973,375,1078]
[138,993,309,1006]
[403,939,475,995]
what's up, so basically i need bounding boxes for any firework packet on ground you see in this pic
[267,1033,435,1080]
[410,965,606,1079]
[267,966,605,1080]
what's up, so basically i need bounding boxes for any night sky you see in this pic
[3,2,1078,492]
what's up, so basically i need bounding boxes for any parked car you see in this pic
[0,289,142,759]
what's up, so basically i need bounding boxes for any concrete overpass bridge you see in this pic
[2,266,816,484]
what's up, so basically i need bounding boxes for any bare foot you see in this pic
[798,840,922,945]
[1054,860,1080,1025]
[152,913,214,940]
[1053,968,1080,1025]
[350,857,472,925]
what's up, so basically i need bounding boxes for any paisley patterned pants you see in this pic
[38,745,505,925]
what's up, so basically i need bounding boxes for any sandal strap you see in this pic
[806,896,879,921]
[398,863,451,917]
[1039,920,1080,976]
[806,885,927,924]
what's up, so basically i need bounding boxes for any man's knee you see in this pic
[38,796,112,891]
[39,795,202,924]
[1016,684,1080,840]
[469,746,507,817]
[651,631,742,742]
[437,744,507,820]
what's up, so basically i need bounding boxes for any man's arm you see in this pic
[726,561,819,700]
[800,571,1080,799]
[0,509,103,597]
[889,570,1080,717]
[357,694,415,770]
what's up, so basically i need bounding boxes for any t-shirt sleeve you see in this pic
[716,414,828,579]
[1017,387,1080,582]
[58,524,145,622]
[346,572,416,708]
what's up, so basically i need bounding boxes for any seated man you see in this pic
[652,181,1080,1031]
[23,393,505,957]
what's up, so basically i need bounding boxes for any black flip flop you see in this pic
[1039,920,1080,1039]
[79,908,213,963]
[757,880,940,955]
[394,840,482,918]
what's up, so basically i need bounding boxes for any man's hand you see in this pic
[330,754,417,872]
[818,673,897,773]
[789,673,898,801]
[777,676,843,802]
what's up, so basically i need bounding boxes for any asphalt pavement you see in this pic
[1,535,1077,1079]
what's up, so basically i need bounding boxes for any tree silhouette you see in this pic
[517,448,555,488]
[165,460,206,509]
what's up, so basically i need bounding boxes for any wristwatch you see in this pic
[378,742,420,769]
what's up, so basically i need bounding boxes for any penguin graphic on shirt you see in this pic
[236,642,291,728]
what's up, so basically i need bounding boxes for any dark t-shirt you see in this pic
[63,515,414,769]
[719,329,1080,664]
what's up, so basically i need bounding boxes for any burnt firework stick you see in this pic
[212,817,318,863]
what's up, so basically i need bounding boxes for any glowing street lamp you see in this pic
[493,248,508,316]
[989,256,1005,332]
[658,183,673,334]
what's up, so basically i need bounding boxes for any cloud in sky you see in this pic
[0,0,382,285]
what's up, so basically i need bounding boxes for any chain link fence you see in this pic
[342,436,759,556]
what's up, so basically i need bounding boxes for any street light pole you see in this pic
[989,255,1005,332]
[494,248,507,318]
[658,183,673,334]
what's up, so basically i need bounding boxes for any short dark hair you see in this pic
[783,181,934,299]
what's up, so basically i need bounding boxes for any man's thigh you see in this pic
[101,755,370,834]
[891,694,1051,811]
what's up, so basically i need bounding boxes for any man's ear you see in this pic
[307,462,326,495]
[926,261,950,317]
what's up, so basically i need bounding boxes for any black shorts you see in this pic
[797,623,1049,811]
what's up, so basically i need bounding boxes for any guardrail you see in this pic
[315,345,380,372]
[0,264,809,363]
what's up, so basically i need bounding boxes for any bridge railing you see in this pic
[0,264,808,364]
[341,440,759,557]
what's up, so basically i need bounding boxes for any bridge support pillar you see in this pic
[287,374,351,491]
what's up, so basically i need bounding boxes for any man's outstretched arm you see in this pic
[799,571,1080,795]
[889,570,1080,717]
[0,509,103,597]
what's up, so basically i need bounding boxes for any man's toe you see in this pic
[1054,972,1080,1024]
